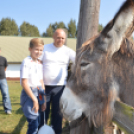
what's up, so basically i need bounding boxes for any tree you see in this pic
[57,22,66,29]
[44,21,67,37]
[98,24,103,32]
[76,0,100,49]
[52,22,58,32]
[42,32,47,37]
[46,24,53,37]
[20,21,28,36]
[68,19,76,38]
[70,0,100,133]
[52,22,66,32]
[0,18,18,35]
[20,21,40,37]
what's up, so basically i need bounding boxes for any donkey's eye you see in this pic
[80,62,90,67]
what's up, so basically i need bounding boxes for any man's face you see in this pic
[53,30,66,47]
[29,45,44,61]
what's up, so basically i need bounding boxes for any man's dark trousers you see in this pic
[45,85,64,134]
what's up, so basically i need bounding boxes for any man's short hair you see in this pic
[29,38,44,48]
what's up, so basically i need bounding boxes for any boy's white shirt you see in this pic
[20,56,43,88]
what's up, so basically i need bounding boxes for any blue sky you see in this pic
[0,0,125,35]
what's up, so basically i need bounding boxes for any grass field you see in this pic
[0,81,69,134]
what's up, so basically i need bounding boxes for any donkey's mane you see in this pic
[118,38,134,58]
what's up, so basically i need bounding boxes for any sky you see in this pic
[0,0,125,35]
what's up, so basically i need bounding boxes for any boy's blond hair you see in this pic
[29,38,44,48]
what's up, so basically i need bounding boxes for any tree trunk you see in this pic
[70,0,100,133]
[76,0,100,49]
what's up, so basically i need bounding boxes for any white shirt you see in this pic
[20,56,43,88]
[41,43,76,85]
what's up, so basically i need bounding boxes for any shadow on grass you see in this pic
[0,132,10,134]
[0,102,20,106]
[11,114,26,134]
[15,107,23,114]
[0,110,6,115]
[0,108,26,134]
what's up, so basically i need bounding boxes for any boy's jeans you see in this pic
[0,78,12,111]
[26,117,38,134]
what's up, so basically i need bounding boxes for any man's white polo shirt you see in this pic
[41,43,76,85]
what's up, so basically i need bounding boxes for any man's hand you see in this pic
[32,98,39,113]
[41,102,46,112]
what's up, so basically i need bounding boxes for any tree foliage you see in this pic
[44,22,67,37]
[68,19,76,38]
[0,17,104,38]
[98,24,103,32]
[0,18,18,35]
[52,22,58,32]
[20,21,40,37]
[57,22,66,29]
[45,24,53,37]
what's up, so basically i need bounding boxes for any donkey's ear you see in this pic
[95,36,109,52]
[101,20,114,38]
[99,0,134,55]
[94,20,114,53]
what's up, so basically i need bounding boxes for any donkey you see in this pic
[60,0,134,133]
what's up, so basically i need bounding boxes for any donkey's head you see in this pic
[60,0,134,127]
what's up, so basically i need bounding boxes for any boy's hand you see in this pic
[32,98,39,113]
[41,102,46,112]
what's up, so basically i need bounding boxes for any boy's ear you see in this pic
[29,47,31,51]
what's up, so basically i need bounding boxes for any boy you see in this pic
[20,38,46,134]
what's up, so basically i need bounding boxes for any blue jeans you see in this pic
[0,78,12,111]
[26,117,38,134]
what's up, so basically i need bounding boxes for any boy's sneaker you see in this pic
[5,110,12,115]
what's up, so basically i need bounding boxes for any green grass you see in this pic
[0,81,27,134]
[0,81,69,134]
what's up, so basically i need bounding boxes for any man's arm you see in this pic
[22,78,39,113]
[69,49,76,63]
[5,58,8,71]
[5,67,7,71]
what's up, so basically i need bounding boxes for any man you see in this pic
[42,29,76,134]
[0,48,12,114]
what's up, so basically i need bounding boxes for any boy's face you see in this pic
[29,45,44,61]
